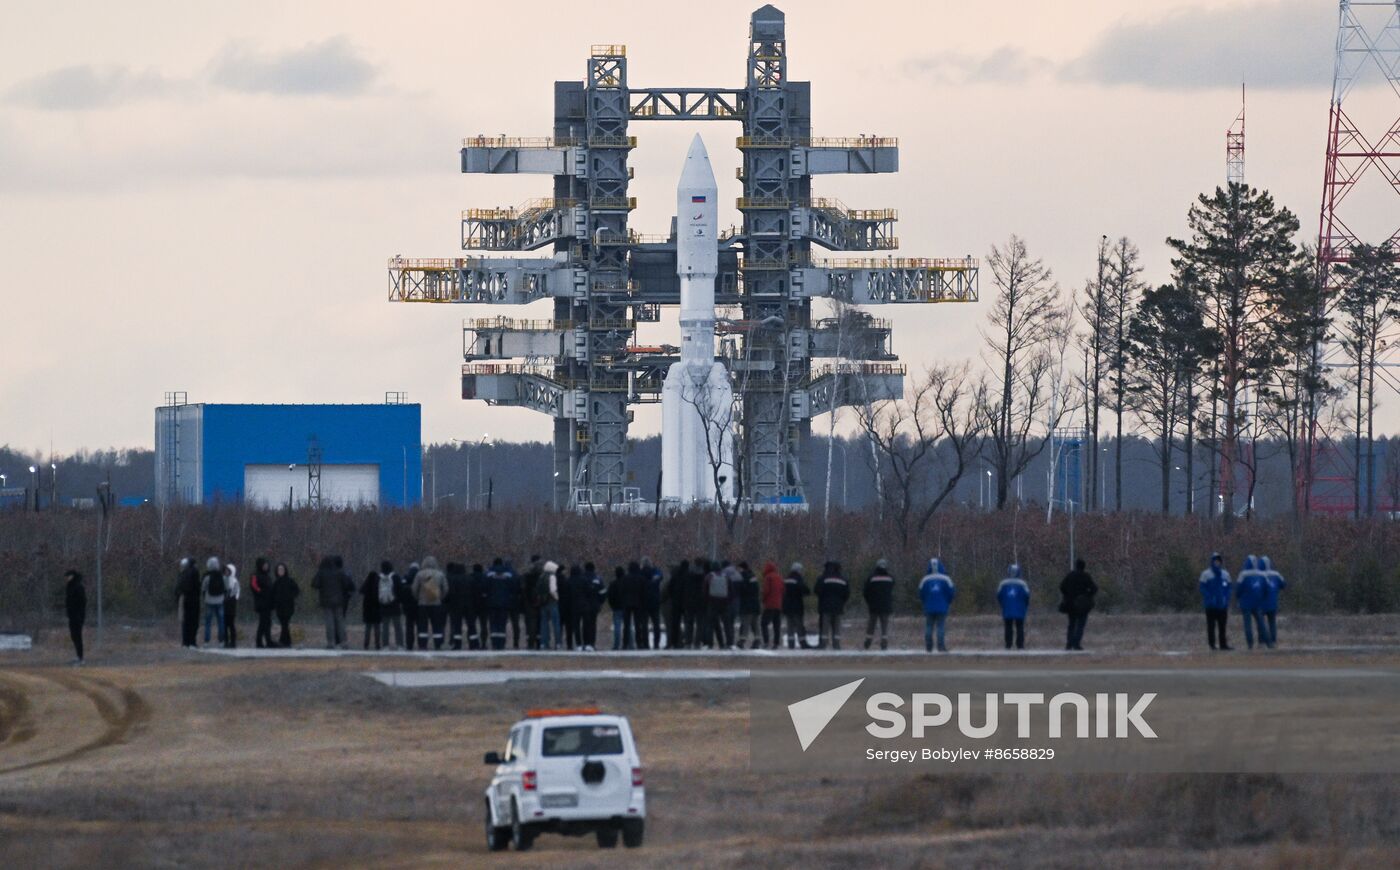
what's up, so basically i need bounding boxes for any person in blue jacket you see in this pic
[996,564,1030,650]
[1260,556,1287,649]
[1198,553,1233,650]
[918,559,956,652]
[1234,555,1268,650]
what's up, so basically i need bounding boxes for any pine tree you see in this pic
[1335,243,1400,518]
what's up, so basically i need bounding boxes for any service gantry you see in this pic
[387,5,977,510]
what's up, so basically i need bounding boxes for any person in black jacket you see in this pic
[271,562,299,647]
[444,562,471,651]
[1059,559,1098,651]
[559,565,579,650]
[814,561,851,650]
[862,559,895,651]
[520,556,543,650]
[683,558,709,649]
[621,561,646,650]
[397,564,419,651]
[577,562,606,651]
[665,559,689,649]
[250,558,275,649]
[736,562,761,649]
[468,563,489,649]
[602,566,621,649]
[783,563,812,650]
[640,558,664,650]
[64,569,86,664]
[359,570,384,650]
[485,558,514,650]
[175,557,201,648]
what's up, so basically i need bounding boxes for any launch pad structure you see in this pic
[388,5,978,510]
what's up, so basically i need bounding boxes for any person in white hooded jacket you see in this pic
[222,562,241,649]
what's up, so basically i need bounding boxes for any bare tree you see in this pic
[1104,237,1145,511]
[982,235,1076,509]
[1078,235,1112,510]
[856,364,990,545]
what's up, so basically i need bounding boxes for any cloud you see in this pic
[6,64,180,110]
[902,46,1054,85]
[209,37,377,96]
[1061,0,1336,90]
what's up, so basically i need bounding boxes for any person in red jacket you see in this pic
[760,562,784,650]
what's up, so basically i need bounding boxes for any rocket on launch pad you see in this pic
[661,135,736,505]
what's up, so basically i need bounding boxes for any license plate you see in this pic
[541,794,578,808]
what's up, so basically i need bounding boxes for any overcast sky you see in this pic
[1,0,1394,455]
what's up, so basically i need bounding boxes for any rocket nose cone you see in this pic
[680,134,716,189]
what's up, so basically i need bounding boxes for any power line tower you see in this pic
[1306,0,1400,515]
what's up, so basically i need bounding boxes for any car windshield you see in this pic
[541,724,624,757]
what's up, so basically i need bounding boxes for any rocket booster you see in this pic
[661,134,735,505]
[676,134,719,362]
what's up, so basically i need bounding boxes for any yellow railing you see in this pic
[466,317,571,332]
[736,196,790,209]
[736,135,898,149]
[591,44,626,57]
[461,135,636,149]
[461,198,579,222]
[589,196,638,210]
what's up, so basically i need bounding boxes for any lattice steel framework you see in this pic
[388,5,977,509]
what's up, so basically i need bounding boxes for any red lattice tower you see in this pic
[1306,1,1400,516]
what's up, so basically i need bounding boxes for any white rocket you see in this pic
[661,135,736,505]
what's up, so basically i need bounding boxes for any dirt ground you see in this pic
[2,614,1399,868]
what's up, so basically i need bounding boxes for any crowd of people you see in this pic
[50,551,1290,663]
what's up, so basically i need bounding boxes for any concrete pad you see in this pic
[367,668,752,687]
[0,634,33,651]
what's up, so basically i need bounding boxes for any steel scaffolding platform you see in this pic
[388,5,978,509]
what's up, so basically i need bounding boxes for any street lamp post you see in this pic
[985,468,994,511]
[453,435,491,509]
[51,462,58,509]
[28,465,38,512]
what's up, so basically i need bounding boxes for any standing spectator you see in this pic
[642,558,664,650]
[782,563,812,650]
[396,563,420,651]
[723,562,742,649]
[222,562,241,649]
[250,558,275,649]
[360,570,385,650]
[665,560,689,649]
[736,562,761,649]
[705,561,734,650]
[996,564,1030,650]
[578,562,606,651]
[760,561,784,650]
[559,564,579,650]
[201,557,227,646]
[1235,556,1268,650]
[918,558,955,653]
[1260,556,1287,649]
[413,557,448,650]
[311,555,354,649]
[861,560,895,651]
[814,561,850,650]
[176,557,201,648]
[272,562,299,647]
[468,563,489,650]
[1059,558,1098,651]
[486,558,514,650]
[683,559,709,648]
[445,562,471,651]
[1198,553,1233,651]
[608,566,628,649]
[64,569,86,665]
[622,561,647,650]
[564,565,587,650]
[379,561,404,650]
[521,556,544,650]
[538,560,562,650]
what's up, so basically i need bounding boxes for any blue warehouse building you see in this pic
[155,402,422,508]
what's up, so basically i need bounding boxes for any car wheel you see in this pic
[485,801,509,852]
[510,800,535,851]
[596,827,619,848]
[622,818,644,848]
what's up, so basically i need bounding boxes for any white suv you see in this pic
[483,709,646,851]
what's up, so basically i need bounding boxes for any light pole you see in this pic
[434,492,456,509]
[552,470,561,511]
[1101,446,1108,511]
[28,465,38,511]
[453,435,491,509]
[51,462,58,509]
[95,480,113,643]
[985,468,994,511]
